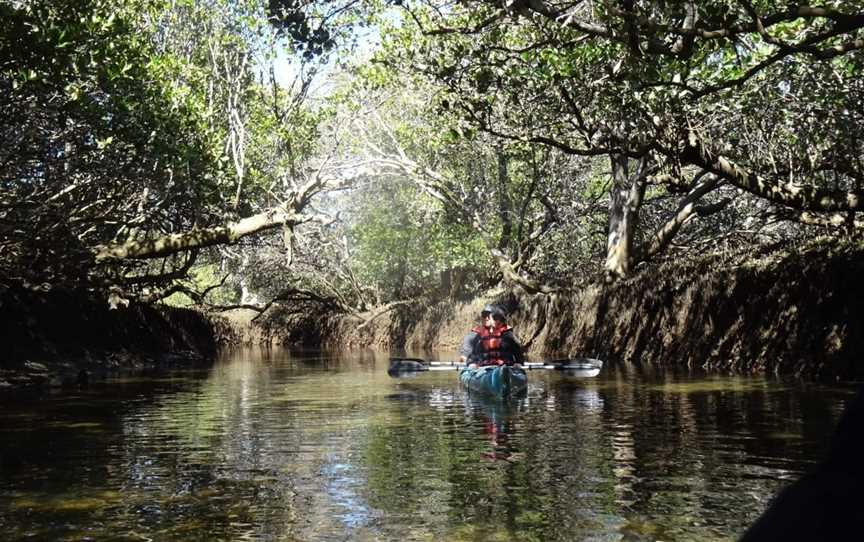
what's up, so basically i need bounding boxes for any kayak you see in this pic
[459,364,528,397]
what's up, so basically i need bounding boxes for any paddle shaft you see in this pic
[390,361,601,372]
[423,361,562,368]
[388,356,602,378]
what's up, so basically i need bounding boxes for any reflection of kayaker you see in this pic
[481,420,511,461]
[465,393,524,461]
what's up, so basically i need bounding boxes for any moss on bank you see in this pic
[260,239,864,381]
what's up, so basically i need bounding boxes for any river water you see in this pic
[0,348,855,541]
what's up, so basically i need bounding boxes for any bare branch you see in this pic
[681,132,863,212]
[637,174,725,263]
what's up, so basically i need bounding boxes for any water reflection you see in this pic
[462,393,526,462]
[0,348,856,541]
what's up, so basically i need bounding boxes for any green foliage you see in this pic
[349,180,489,299]
[162,263,240,306]
[1,0,358,299]
[0,0,225,287]
[6,0,861,303]
[370,0,864,283]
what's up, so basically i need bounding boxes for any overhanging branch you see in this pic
[94,206,314,261]
[680,132,863,213]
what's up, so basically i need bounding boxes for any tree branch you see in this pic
[680,132,863,212]
[94,206,313,261]
[490,248,561,294]
[637,174,725,263]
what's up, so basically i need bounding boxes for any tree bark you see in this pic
[94,206,308,261]
[496,146,513,252]
[681,131,863,212]
[604,153,647,279]
[490,248,559,294]
[637,174,725,263]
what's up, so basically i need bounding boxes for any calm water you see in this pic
[0,348,856,541]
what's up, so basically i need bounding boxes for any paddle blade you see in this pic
[557,366,602,378]
[556,358,603,377]
[387,359,428,376]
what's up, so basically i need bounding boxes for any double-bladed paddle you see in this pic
[387,357,603,377]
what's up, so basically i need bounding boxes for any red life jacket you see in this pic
[472,323,513,366]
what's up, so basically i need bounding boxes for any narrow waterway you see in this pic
[0,348,855,541]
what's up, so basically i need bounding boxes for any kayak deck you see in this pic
[459,365,528,397]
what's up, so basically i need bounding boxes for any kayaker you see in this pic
[458,304,525,368]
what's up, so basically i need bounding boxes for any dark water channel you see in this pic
[0,348,856,541]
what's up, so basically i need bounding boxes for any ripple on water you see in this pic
[0,352,852,541]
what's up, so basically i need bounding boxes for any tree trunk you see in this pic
[496,146,513,252]
[604,153,646,279]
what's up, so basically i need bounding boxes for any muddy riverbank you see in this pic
[0,287,238,389]
[3,239,863,389]
[257,240,864,381]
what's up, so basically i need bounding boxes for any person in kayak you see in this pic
[458,304,525,368]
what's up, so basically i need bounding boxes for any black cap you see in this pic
[481,304,506,322]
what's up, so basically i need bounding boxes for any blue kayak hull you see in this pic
[459,365,527,397]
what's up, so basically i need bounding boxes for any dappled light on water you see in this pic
[0,348,854,541]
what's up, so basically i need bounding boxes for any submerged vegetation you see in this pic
[2,0,863,373]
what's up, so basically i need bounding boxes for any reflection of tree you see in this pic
[359,380,613,540]
[5,352,850,540]
[116,355,302,540]
[509,381,612,540]
[361,384,462,516]
[110,348,399,540]
[591,373,848,538]
[360,370,850,540]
